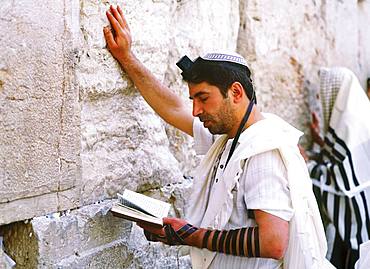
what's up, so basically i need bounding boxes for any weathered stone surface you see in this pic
[1,201,131,268]
[238,0,329,146]
[325,0,370,86]
[0,0,81,224]
[237,0,370,147]
[78,0,184,204]
[1,194,191,269]
[0,188,80,228]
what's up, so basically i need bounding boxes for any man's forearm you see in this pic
[185,225,286,260]
[185,226,261,258]
[104,5,193,136]
[142,217,287,259]
[117,53,193,135]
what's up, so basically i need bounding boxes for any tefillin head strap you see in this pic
[224,91,255,169]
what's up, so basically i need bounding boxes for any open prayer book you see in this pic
[110,189,170,227]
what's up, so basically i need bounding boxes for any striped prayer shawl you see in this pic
[311,128,370,252]
[309,67,370,258]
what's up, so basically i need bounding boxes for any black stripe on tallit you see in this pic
[322,190,329,215]
[351,195,364,248]
[359,193,370,237]
[333,194,340,232]
[336,158,364,248]
[324,137,345,162]
[328,165,344,243]
[337,161,365,247]
[310,163,323,180]
[338,162,351,191]
[314,127,370,247]
[328,127,360,186]
[326,129,370,249]
[331,161,340,230]
[329,162,340,192]
[329,128,369,223]
[344,196,352,246]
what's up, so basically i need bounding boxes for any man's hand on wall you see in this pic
[104,5,133,66]
[310,112,324,147]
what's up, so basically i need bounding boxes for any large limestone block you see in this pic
[55,224,191,269]
[357,1,370,86]
[237,0,330,145]
[237,0,370,148]
[0,0,81,224]
[324,0,370,86]
[1,184,193,268]
[1,201,131,268]
[78,0,186,204]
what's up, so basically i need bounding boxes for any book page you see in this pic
[111,204,163,226]
[118,189,170,219]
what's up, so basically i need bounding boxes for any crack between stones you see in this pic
[56,0,69,212]
[0,186,76,204]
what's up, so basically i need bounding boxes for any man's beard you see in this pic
[199,99,236,135]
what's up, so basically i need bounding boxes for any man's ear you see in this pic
[229,82,244,103]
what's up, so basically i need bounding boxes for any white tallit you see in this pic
[309,67,370,254]
[186,113,335,269]
[355,240,370,269]
[320,67,370,197]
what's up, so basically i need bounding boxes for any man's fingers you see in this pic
[110,5,125,29]
[137,221,163,234]
[117,5,130,31]
[106,10,123,36]
[311,112,319,125]
[103,26,116,48]
[162,217,173,224]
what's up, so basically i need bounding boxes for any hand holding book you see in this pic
[137,217,202,247]
[111,189,202,247]
[110,189,170,226]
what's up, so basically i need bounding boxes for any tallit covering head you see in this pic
[313,67,370,254]
[319,67,346,133]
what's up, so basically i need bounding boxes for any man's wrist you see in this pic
[117,51,137,68]
[186,228,206,248]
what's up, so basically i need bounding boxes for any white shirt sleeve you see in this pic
[243,149,294,221]
[192,117,215,155]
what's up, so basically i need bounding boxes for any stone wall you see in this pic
[0,0,81,225]
[0,0,369,268]
[238,0,370,145]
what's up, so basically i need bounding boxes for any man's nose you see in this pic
[192,100,203,117]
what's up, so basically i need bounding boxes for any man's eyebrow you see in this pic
[189,91,209,100]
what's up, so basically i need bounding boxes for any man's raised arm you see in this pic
[103,5,194,136]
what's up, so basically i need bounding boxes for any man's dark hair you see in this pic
[181,60,255,101]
